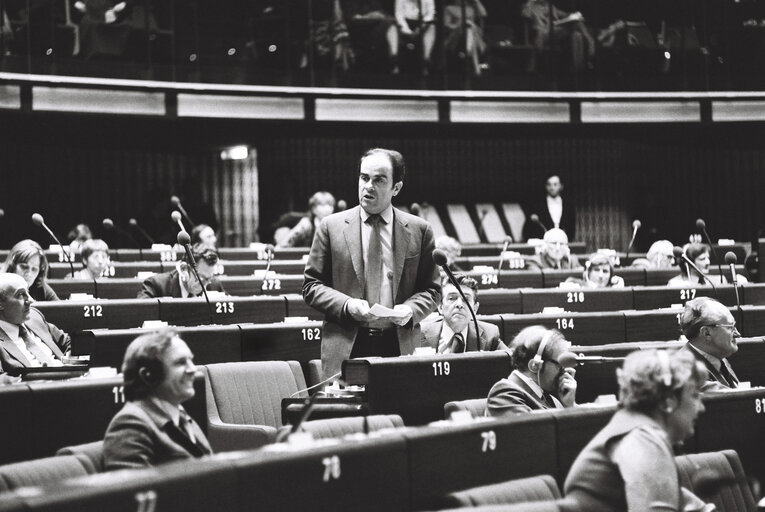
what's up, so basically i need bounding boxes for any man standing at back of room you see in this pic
[303,148,440,378]
[523,174,577,241]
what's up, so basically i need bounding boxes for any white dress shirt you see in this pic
[438,322,469,354]
[0,319,60,367]
[546,195,563,228]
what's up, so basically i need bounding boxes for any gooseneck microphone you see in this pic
[171,210,185,233]
[559,353,627,366]
[129,218,155,245]
[673,246,717,296]
[0,209,4,219]
[32,213,75,278]
[477,208,489,242]
[696,218,724,280]
[726,252,742,320]
[103,218,143,259]
[433,249,479,352]
[530,214,548,233]
[171,195,195,226]
[177,231,213,324]
[625,219,641,264]
[258,244,275,295]
[496,236,513,288]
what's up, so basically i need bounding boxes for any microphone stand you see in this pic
[699,223,725,281]
[682,255,718,297]
[180,241,213,324]
[435,252,479,352]
[258,246,275,295]
[496,238,511,289]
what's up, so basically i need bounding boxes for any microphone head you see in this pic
[171,211,182,223]
[31,213,44,226]
[0,209,4,219]
[128,218,137,226]
[673,246,684,259]
[265,244,275,253]
[558,352,579,368]
[725,251,737,265]
[632,219,641,229]
[170,195,181,207]
[504,236,513,244]
[336,199,347,211]
[530,214,539,223]
[696,218,706,230]
[177,231,191,245]
[432,249,448,266]
[102,218,114,230]
[410,202,421,215]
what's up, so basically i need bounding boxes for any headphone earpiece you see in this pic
[528,331,554,374]
[138,360,164,386]
[656,350,672,388]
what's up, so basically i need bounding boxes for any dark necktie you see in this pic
[365,214,383,305]
[719,360,739,388]
[19,325,55,366]
[179,409,197,443]
[452,333,465,353]
[542,392,556,408]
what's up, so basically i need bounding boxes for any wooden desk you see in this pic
[35,299,160,332]
[501,311,625,345]
[157,296,285,326]
[239,322,323,370]
[520,288,633,314]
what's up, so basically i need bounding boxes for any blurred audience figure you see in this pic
[521,0,595,70]
[74,0,156,60]
[443,0,487,75]
[137,243,225,298]
[277,191,336,248]
[1,240,58,302]
[668,243,746,287]
[67,223,93,255]
[67,239,110,280]
[341,0,399,73]
[631,240,675,269]
[191,224,217,248]
[395,0,436,75]
[434,235,463,273]
[523,174,576,241]
[526,228,582,270]
[307,0,354,71]
[564,349,711,511]
[563,253,624,288]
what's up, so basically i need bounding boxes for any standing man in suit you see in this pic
[0,273,70,376]
[679,297,740,391]
[303,148,440,378]
[103,329,212,470]
[137,243,225,298]
[523,174,577,241]
[487,326,577,417]
[419,274,508,353]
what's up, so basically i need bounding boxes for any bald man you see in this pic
[0,273,70,376]
[525,228,582,270]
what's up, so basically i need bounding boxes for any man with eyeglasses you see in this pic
[137,243,225,298]
[419,275,508,353]
[487,326,578,417]
[526,228,582,271]
[679,297,741,390]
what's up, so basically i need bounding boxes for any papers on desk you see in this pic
[369,304,409,320]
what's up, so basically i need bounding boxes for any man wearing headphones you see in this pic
[103,330,211,470]
[679,297,741,391]
[486,326,578,417]
[137,242,225,298]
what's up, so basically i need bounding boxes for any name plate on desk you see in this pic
[520,288,633,314]
[342,352,511,425]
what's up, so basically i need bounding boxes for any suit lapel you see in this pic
[509,372,548,409]
[466,322,484,352]
[0,326,32,367]
[392,210,410,302]
[26,318,64,359]
[343,208,365,291]
[686,343,728,386]
[169,270,183,298]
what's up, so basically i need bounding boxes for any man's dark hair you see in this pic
[183,243,219,266]
[441,274,479,302]
[359,148,406,185]
[509,326,565,371]
[122,329,177,401]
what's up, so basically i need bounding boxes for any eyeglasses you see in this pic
[704,323,740,333]
[543,358,564,371]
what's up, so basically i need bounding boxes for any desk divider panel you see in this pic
[35,299,160,332]
[239,322,323,369]
[19,457,238,512]
[520,288,634,314]
[343,352,511,425]
[157,296,286,326]
[741,306,765,338]
[742,283,765,305]
[461,270,543,291]
[727,337,765,387]
[234,435,409,512]
[501,312,626,345]
[614,268,647,286]
[0,385,34,464]
[405,415,558,511]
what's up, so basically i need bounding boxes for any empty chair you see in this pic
[441,474,561,508]
[204,361,307,452]
[675,450,756,512]
[0,455,93,493]
[55,440,105,474]
[305,359,325,393]
[444,398,488,419]
[277,414,404,441]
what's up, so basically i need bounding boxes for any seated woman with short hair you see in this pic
[564,349,712,511]
[67,239,110,280]
[562,253,624,289]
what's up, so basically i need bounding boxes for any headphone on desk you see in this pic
[528,330,554,374]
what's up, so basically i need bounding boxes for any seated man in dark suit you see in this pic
[137,243,225,298]
[103,329,212,470]
[679,297,740,391]
[0,273,70,376]
[487,326,577,417]
[419,274,508,353]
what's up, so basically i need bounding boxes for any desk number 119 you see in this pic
[433,361,450,376]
